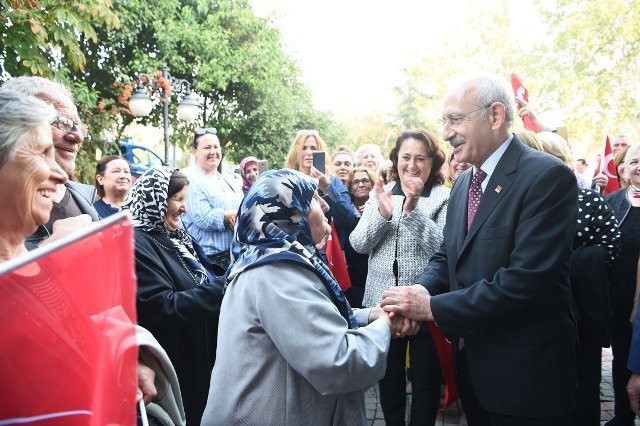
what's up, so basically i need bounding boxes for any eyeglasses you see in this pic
[51,116,88,137]
[351,178,372,186]
[195,127,217,136]
[439,103,493,127]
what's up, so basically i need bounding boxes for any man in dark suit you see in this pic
[381,74,578,425]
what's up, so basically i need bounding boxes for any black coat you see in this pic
[134,229,224,426]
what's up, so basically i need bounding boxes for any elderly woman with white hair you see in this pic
[0,89,67,260]
[354,143,384,172]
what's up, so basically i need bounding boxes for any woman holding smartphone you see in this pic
[284,130,358,249]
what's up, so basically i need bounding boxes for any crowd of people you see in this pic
[2,71,640,426]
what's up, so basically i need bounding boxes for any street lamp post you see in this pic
[128,65,200,165]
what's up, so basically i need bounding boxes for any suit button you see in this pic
[459,282,466,289]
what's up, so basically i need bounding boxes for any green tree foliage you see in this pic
[2,0,344,182]
[534,0,640,151]
[0,0,119,76]
[392,0,640,157]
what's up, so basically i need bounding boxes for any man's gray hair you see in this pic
[454,74,515,128]
[0,88,57,168]
[1,76,74,101]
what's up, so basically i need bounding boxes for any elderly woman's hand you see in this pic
[136,361,157,405]
[309,166,330,193]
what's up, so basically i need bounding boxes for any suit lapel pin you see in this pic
[495,185,502,193]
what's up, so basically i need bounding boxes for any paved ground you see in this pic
[364,347,640,425]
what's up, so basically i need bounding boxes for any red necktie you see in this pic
[459,169,486,351]
[467,169,487,230]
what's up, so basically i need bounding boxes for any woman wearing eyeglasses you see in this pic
[181,128,243,270]
[342,167,376,308]
[350,129,450,426]
[284,130,359,250]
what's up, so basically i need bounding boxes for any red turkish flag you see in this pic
[426,322,460,412]
[0,214,138,426]
[597,135,621,195]
[325,221,351,291]
[510,73,541,132]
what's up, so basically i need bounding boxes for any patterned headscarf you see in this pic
[123,166,213,286]
[228,169,357,329]
[239,156,259,194]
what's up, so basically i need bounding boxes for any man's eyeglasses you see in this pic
[195,127,217,136]
[351,178,372,186]
[51,116,88,137]
[439,103,493,127]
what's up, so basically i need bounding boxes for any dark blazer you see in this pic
[416,137,578,417]
[134,229,224,425]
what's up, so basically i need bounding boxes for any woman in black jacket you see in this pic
[605,144,640,426]
[123,166,224,425]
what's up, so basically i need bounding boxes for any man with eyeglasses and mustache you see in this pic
[2,76,97,248]
[381,74,578,426]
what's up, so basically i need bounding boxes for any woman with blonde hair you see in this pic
[614,145,631,190]
[284,130,358,248]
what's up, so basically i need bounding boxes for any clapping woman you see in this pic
[350,129,449,425]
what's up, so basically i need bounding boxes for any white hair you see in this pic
[354,143,383,167]
[0,89,57,168]
[1,76,74,100]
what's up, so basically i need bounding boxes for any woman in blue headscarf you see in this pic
[202,169,408,425]
[123,166,224,426]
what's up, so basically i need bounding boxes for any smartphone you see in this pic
[257,159,268,174]
[312,151,326,174]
